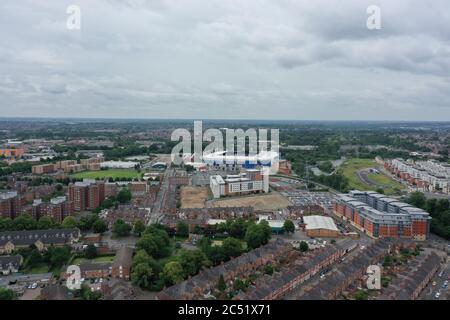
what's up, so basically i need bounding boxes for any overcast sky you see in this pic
[1,0,450,121]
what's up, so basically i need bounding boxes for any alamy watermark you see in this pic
[66,5,81,30]
[367,5,382,30]
[66,265,82,290]
[170,121,280,174]
[366,265,381,290]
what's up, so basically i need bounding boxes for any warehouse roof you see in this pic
[303,215,339,232]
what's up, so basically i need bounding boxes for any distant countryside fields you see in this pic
[70,169,141,180]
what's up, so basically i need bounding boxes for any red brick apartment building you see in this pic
[20,196,74,223]
[32,163,55,174]
[0,148,25,158]
[68,180,105,211]
[0,191,26,219]
[333,190,430,241]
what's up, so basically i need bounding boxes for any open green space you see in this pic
[23,264,50,274]
[72,255,115,265]
[340,158,404,195]
[70,169,141,180]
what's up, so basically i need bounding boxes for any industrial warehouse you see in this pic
[303,215,340,238]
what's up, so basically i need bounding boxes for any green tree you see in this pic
[197,237,212,252]
[131,263,154,289]
[217,274,226,292]
[162,261,184,286]
[85,244,97,259]
[259,220,272,243]
[112,219,131,237]
[245,221,271,249]
[92,219,108,234]
[245,223,264,249]
[283,219,295,234]
[77,214,99,231]
[117,188,132,204]
[229,219,247,239]
[24,248,43,268]
[176,221,189,238]
[353,289,368,300]
[140,225,172,258]
[12,214,37,230]
[178,249,210,276]
[132,250,161,274]
[26,249,43,268]
[134,220,146,236]
[299,241,309,252]
[265,264,274,275]
[61,216,78,229]
[408,191,426,209]
[78,284,102,300]
[0,217,13,231]
[136,234,158,257]
[45,245,71,268]
[100,197,115,209]
[233,278,246,291]
[37,216,59,230]
[0,288,15,300]
[221,237,242,259]
[382,255,392,267]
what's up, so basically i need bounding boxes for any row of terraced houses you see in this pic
[385,158,450,194]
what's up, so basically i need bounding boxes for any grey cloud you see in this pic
[0,0,450,120]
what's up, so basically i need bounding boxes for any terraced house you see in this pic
[379,251,441,300]
[235,239,357,300]
[0,228,80,254]
[297,239,414,300]
[0,255,23,275]
[157,239,292,300]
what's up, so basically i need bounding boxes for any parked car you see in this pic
[435,292,441,299]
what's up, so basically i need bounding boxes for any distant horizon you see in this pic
[1,116,450,124]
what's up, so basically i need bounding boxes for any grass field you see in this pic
[72,255,115,265]
[340,158,404,195]
[23,264,50,274]
[70,169,141,180]
[212,193,292,211]
[181,186,208,208]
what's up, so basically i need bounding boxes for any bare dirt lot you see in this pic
[181,186,209,208]
[212,192,292,211]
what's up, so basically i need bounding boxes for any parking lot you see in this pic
[280,189,336,210]
[0,272,52,299]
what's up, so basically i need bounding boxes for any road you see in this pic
[150,168,175,224]
[283,240,365,300]
[273,174,341,195]
[418,251,449,300]
[0,272,53,287]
